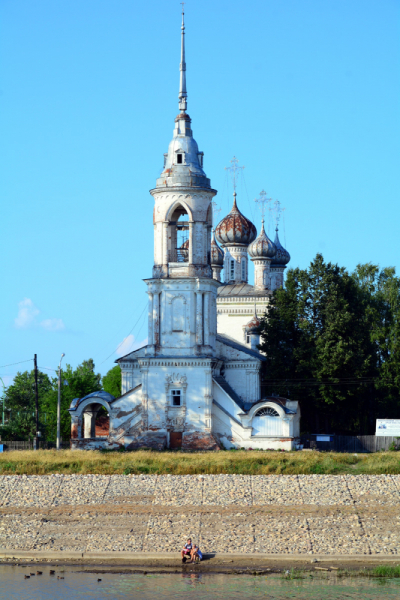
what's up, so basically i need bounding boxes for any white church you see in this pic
[69,10,300,451]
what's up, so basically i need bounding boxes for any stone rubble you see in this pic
[1,474,399,555]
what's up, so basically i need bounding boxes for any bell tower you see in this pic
[145,7,219,359]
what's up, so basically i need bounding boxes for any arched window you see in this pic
[230,260,235,280]
[255,407,280,417]
[252,405,282,436]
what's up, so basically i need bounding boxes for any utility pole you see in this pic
[0,377,5,427]
[34,354,39,450]
[57,353,65,450]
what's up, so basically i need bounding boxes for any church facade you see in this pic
[69,11,300,451]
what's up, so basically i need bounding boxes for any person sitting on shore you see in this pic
[190,544,203,563]
[181,538,193,562]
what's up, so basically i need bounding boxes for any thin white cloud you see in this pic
[116,335,148,357]
[14,298,65,332]
[14,298,40,329]
[40,318,65,331]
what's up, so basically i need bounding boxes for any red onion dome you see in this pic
[215,192,257,247]
[244,315,261,333]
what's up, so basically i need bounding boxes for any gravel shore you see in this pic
[1,474,399,555]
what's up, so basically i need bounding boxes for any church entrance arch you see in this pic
[82,402,109,439]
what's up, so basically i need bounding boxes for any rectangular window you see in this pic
[171,389,181,406]
[230,260,235,280]
[246,334,250,344]
[241,259,246,280]
[177,154,183,164]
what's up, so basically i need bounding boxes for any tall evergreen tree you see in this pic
[259,254,386,434]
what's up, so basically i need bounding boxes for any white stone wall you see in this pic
[224,363,260,404]
[253,258,271,291]
[139,360,213,433]
[270,267,285,291]
[120,363,142,395]
[217,298,269,346]
[223,246,248,284]
[146,277,219,356]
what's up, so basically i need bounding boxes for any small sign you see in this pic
[376,419,400,436]
[316,435,331,442]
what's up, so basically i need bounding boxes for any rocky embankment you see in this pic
[1,474,399,555]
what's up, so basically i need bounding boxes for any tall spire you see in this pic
[179,4,187,113]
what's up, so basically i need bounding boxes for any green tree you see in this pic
[102,365,121,398]
[0,370,52,440]
[259,254,380,434]
[40,359,102,442]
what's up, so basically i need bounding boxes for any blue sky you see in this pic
[1,0,399,386]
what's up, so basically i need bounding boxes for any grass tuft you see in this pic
[0,449,400,475]
[372,565,400,578]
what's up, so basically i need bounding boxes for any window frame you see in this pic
[230,259,235,280]
[171,389,182,407]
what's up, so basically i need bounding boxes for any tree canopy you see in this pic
[1,359,102,441]
[102,365,121,399]
[259,254,400,434]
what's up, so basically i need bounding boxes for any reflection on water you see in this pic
[0,566,400,599]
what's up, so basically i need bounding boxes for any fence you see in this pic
[300,435,400,453]
[0,441,71,451]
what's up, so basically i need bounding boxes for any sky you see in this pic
[1,0,399,387]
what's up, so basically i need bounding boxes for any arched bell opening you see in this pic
[168,204,190,263]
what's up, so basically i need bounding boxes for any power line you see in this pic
[0,359,33,369]
[99,302,148,366]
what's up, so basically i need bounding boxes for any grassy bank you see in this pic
[0,449,400,475]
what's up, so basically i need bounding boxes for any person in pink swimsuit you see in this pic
[181,538,193,562]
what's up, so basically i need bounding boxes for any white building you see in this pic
[69,10,300,451]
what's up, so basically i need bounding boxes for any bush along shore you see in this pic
[1,449,400,475]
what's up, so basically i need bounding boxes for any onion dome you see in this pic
[248,220,276,259]
[215,192,257,247]
[211,230,224,266]
[271,227,290,266]
[244,314,261,333]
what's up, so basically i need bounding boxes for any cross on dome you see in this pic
[225,156,245,192]
[254,190,272,222]
[271,199,285,230]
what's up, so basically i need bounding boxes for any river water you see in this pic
[1,566,400,599]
